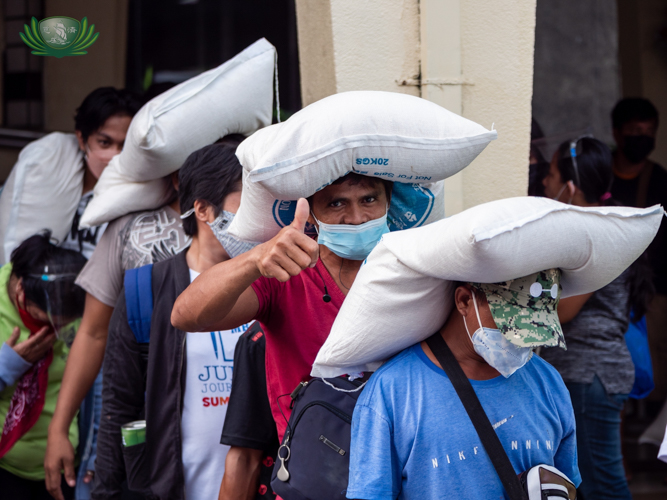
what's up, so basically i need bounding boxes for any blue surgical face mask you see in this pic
[463,293,533,378]
[311,208,390,261]
[206,210,256,258]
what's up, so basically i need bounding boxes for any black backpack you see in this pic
[270,375,368,500]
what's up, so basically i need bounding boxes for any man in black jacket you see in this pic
[93,144,249,499]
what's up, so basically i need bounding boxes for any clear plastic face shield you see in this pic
[27,271,83,347]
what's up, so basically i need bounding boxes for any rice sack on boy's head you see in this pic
[80,39,276,229]
[312,196,665,378]
[226,90,498,251]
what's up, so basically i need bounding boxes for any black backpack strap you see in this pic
[425,333,527,500]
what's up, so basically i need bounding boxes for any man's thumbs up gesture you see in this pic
[255,198,320,282]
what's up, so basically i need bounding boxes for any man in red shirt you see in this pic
[172,174,390,439]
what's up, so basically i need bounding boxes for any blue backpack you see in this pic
[124,264,154,354]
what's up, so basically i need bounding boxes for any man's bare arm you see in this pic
[45,294,114,500]
[172,198,319,332]
[218,447,264,500]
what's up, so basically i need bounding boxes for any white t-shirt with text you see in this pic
[181,268,252,499]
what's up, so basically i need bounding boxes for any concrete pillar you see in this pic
[295,0,536,213]
[43,0,129,132]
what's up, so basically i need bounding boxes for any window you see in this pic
[126,0,301,117]
[2,0,43,129]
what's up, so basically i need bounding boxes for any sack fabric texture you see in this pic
[80,38,276,228]
[312,197,665,378]
[0,133,83,263]
[228,90,497,245]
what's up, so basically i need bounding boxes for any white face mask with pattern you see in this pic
[463,292,533,378]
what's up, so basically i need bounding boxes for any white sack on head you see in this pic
[312,197,665,378]
[80,38,275,228]
[0,133,83,264]
[228,90,496,244]
[78,156,175,228]
[118,38,275,182]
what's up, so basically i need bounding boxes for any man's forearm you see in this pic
[50,331,107,432]
[173,247,261,331]
[218,447,263,500]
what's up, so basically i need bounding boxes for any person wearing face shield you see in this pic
[95,144,251,500]
[0,231,87,499]
[172,173,393,444]
[346,270,581,499]
[542,136,654,498]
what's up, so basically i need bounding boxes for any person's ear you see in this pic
[567,180,576,198]
[75,130,86,153]
[194,200,215,224]
[14,278,25,305]
[454,286,473,318]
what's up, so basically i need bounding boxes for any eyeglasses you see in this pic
[529,282,559,299]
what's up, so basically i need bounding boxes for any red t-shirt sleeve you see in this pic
[251,276,274,324]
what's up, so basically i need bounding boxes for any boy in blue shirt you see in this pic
[347,269,580,500]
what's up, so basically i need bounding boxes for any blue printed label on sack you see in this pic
[272,182,434,234]
[387,183,435,231]
[272,200,318,236]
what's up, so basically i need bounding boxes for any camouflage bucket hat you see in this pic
[469,269,565,349]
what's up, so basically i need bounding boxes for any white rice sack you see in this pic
[228,90,495,244]
[0,133,83,264]
[117,38,275,182]
[80,38,275,228]
[312,197,665,377]
[78,156,175,228]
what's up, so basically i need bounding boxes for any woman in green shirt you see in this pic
[0,232,86,499]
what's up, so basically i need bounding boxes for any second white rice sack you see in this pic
[80,38,275,228]
[0,133,83,263]
[228,90,496,244]
[311,197,665,377]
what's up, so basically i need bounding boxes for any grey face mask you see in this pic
[207,210,256,258]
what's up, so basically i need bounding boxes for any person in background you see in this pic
[219,322,279,500]
[542,136,654,499]
[60,88,143,258]
[0,232,87,500]
[528,117,549,197]
[0,88,141,263]
[44,136,243,500]
[609,98,667,449]
[95,144,248,500]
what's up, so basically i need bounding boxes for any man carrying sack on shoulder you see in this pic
[347,270,580,499]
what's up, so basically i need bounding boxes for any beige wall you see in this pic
[295,0,420,107]
[43,0,128,132]
[295,0,535,214]
[458,0,535,210]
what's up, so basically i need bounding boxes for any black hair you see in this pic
[215,134,246,148]
[555,137,613,204]
[612,98,659,130]
[178,144,243,236]
[74,87,143,141]
[330,172,393,200]
[307,172,393,209]
[10,231,87,318]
